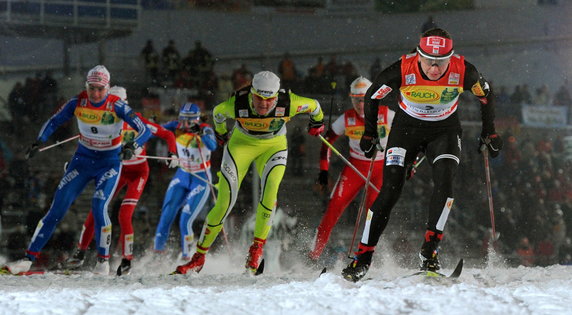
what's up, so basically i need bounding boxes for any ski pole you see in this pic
[482,148,497,242]
[318,135,380,193]
[327,81,337,128]
[137,154,218,189]
[347,152,377,258]
[38,135,80,152]
[196,140,231,251]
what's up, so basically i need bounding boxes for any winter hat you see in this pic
[86,65,110,87]
[349,76,372,97]
[109,86,127,101]
[251,71,280,99]
[417,35,454,60]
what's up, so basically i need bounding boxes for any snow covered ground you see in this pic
[1,251,571,315]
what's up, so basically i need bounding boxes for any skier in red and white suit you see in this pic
[309,77,394,261]
[64,86,178,275]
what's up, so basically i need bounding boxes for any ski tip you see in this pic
[254,259,265,276]
[319,267,327,277]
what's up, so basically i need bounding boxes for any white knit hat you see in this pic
[109,86,127,101]
[86,65,110,87]
[251,71,280,99]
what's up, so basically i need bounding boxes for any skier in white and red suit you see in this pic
[309,76,394,262]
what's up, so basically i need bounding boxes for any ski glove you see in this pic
[317,170,329,191]
[189,122,201,134]
[215,132,229,146]
[166,152,179,168]
[359,135,382,158]
[25,142,40,159]
[307,118,324,137]
[479,133,503,158]
[119,142,140,160]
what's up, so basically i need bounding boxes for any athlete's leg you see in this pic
[153,171,190,252]
[310,160,371,260]
[360,129,421,248]
[77,171,128,251]
[252,137,288,244]
[118,163,149,260]
[196,134,260,254]
[91,161,122,259]
[421,131,461,258]
[179,170,210,259]
[26,156,91,260]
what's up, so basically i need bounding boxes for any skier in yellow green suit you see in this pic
[175,71,324,274]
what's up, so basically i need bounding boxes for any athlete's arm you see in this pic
[116,101,151,148]
[464,61,496,136]
[36,98,78,142]
[199,124,217,151]
[319,114,344,171]
[139,114,177,153]
[289,92,324,122]
[364,60,402,138]
[212,97,236,136]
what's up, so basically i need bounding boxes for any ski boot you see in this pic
[341,244,375,282]
[245,241,265,274]
[63,248,86,270]
[116,258,132,276]
[419,251,440,272]
[93,257,109,275]
[175,252,205,274]
[419,229,443,272]
[4,257,33,275]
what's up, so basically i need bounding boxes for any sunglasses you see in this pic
[420,56,450,67]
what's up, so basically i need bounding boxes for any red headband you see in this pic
[418,36,454,59]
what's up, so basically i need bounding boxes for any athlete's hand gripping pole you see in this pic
[196,140,231,251]
[347,152,377,258]
[481,147,498,243]
[26,134,80,159]
[318,135,380,193]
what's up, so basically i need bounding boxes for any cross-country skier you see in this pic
[342,28,503,282]
[63,86,178,276]
[174,70,325,275]
[153,103,217,261]
[3,65,151,275]
[309,76,394,263]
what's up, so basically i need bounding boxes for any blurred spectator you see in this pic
[162,39,181,83]
[342,60,358,89]
[324,55,340,81]
[309,56,325,78]
[231,64,253,90]
[277,52,297,90]
[421,15,438,33]
[515,236,535,266]
[534,84,551,105]
[141,40,160,85]
[520,84,533,104]
[8,82,28,128]
[189,40,215,87]
[370,57,382,80]
[553,82,571,106]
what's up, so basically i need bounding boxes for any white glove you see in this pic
[167,152,179,168]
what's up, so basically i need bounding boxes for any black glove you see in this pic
[119,142,137,160]
[308,119,324,137]
[25,142,40,160]
[317,170,329,191]
[479,133,503,158]
[359,135,381,158]
[189,122,201,134]
[215,132,229,147]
